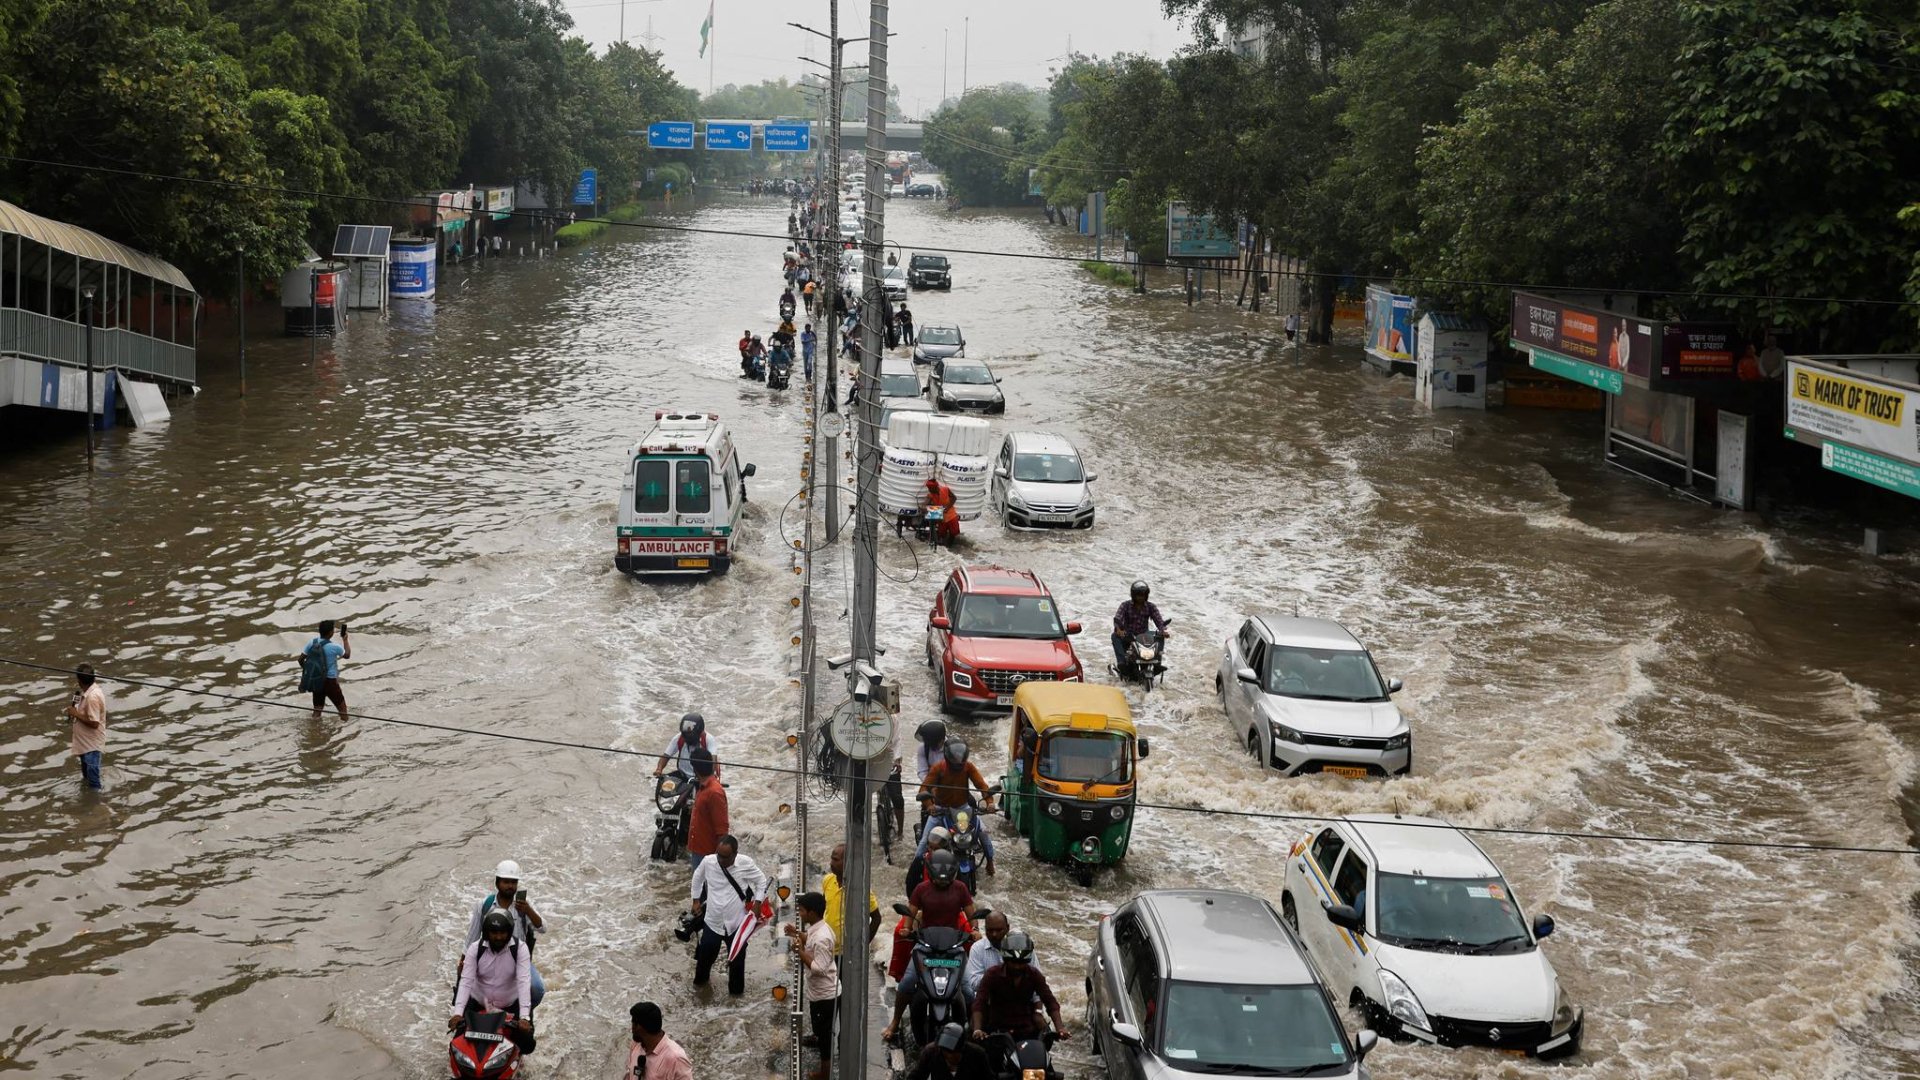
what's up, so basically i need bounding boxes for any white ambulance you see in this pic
[615,411,755,577]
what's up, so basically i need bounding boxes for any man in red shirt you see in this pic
[882,850,978,1044]
[685,748,728,869]
[971,932,1066,1047]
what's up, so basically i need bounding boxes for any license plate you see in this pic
[1035,514,1070,523]
[677,558,711,569]
[1323,765,1368,779]
[995,695,1013,706]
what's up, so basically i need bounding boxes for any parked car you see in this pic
[878,356,922,401]
[992,431,1096,530]
[908,253,952,289]
[930,357,1004,414]
[1217,616,1409,777]
[1087,889,1377,1080]
[881,264,908,301]
[1281,815,1582,1058]
[925,565,1084,713]
[912,325,965,364]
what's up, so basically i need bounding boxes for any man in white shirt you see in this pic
[688,834,769,995]
[655,712,720,779]
[962,910,1013,1003]
[450,910,532,1038]
[786,891,839,1080]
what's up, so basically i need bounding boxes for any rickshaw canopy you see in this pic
[1006,683,1135,762]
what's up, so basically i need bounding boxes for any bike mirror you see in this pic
[892,902,912,916]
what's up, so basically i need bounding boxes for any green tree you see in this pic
[923,84,1049,205]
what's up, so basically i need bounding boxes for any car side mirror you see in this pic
[1532,913,1555,940]
[1110,1021,1143,1048]
[1064,621,1083,635]
[1135,737,1149,759]
[993,466,1009,478]
[741,463,757,478]
[1084,472,1097,482]
[993,376,1002,383]
[929,615,951,630]
[1354,1030,1378,1059]
[1323,903,1364,933]
[1235,666,1259,685]
[1386,677,1403,694]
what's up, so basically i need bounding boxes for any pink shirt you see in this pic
[453,938,530,1015]
[625,1034,693,1080]
[69,685,106,756]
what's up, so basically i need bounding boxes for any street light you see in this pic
[81,283,95,468]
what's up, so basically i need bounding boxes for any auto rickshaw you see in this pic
[1001,682,1148,886]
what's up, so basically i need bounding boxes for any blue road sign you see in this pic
[764,123,812,152]
[572,168,597,205]
[704,122,752,151]
[646,121,695,149]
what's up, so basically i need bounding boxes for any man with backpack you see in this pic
[654,713,720,780]
[299,620,350,720]
[688,835,770,995]
[460,859,547,1013]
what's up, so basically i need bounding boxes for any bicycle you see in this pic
[875,762,906,864]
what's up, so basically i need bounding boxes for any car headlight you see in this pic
[951,671,973,689]
[1551,986,1577,1035]
[939,392,957,403]
[1270,720,1304,744]
[1078,492,1094,509]
[951,656,975,672]
[1005,490,1027,509]
[1377,970,1430,1032]
[1383,732,1409,750]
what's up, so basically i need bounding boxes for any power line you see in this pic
[4,151,1917,309]
[5,656,1916,858]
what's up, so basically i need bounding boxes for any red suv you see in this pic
[925,566,1085,712]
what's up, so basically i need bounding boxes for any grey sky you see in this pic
[560,0,1191,119]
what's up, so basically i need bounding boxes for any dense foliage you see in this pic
[925,0,1920,347]
[0,0,698,292]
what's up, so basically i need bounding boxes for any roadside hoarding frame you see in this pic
[1166,200,1237,258]
[1783,356,1920,499]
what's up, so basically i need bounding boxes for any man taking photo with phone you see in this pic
[459,859,546,1014]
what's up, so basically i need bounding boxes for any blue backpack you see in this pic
[298,639,328,692]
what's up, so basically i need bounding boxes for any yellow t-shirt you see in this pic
[821,872,879,956]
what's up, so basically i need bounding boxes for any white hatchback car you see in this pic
[1281,815,1583,1059]
[1218,616,1409,777]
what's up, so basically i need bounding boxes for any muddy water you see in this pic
[1,195,1917,1080]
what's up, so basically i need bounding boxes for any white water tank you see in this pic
[888,413,992,457]
[879,446,937,514]
[939,454,992,521]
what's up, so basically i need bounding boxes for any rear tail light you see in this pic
[715,537,728,556]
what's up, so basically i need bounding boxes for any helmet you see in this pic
[680,712,705,740]
[1130,580,1150,601]
[917,719,948,747]
[936,1023,967,1051]
[481,909,515,946]
[1000,931,1035,963]
[943,738,969,768]
[926,825,951,848]
[495,860,522,880]
[927,849,958,885]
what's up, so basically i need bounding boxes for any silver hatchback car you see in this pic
[1218,615,1409,777]
[1086,890,1376,1080]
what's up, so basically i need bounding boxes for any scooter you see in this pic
[1113,621,1172,691]
[449,1010,526,1079]
[649,771,694,862]
[779,299,797,323]
[983,1030,1060,1080]
[888,902,982,1072]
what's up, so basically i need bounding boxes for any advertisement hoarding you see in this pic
[1783,358,1920,466]
[1365,285,1415,365]
[1166,201,1237,258]
[1510,292,1655,394]
[1659,324,1738,380]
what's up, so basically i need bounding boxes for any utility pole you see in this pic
[943,29,949,107]
[822,5,845,543]
[963,16,970,95]
[838,5,890,1080]
[81,284,95,468]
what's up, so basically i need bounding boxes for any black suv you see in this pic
[907,253,952,290]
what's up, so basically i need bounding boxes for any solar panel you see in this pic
[331,225,393,258]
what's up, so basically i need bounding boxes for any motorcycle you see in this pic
[740,349,767,381]
[1113,620,1172,691]
[888,902,981,1072]
[983,1031,1060,1080]
[449,1010,526,1079]
[767,347,793,391]
[923,802,996,892]
[649,771,694,862]
[779,299,797,323]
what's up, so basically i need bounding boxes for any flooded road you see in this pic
[1,194,1918,1079]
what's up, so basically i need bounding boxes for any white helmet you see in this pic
[495,860,523,880]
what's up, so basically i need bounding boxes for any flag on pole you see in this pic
[698,1,713,58]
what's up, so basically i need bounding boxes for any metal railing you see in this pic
[0,307,196,386]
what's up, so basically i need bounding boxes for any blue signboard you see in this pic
[572,168,598,205]
[763,123,811,152]
[704,122,752,151]
[646,122,696,149]
[1166,200,1238,258]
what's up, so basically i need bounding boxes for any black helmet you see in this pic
[680,712,705,740]
[1130,580,1150,600]
[917,719,948,747]
[943,738,969,768]
[480,909,514,948]
[927,849,958,885]
[1000,931,1034,963]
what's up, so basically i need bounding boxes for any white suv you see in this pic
[1217,616,1408,777]
[1280,815,1583,1059]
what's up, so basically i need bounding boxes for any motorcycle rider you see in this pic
[917,738,995,816]
[460,860,546,1014]
[1111,580,1170,672]
[904,825,951,897]
[961,910,1018,1003]
[970,932,1067,1060]
[882,850,980,1044]
[913,802,994,879]
[450,909,534,1042]
[738,330,754,377]
[907,1022,994,1080]
[655,712,720,780]
[913,720,948,782]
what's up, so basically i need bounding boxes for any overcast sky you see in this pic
[560,0,1194,119]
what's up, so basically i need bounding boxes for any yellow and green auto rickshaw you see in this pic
[1001,682,1149,886]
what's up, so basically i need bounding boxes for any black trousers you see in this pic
[809,997,838,1056]
[694,925,747,995]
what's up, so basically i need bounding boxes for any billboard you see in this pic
[1364,285,1415,365]
[1510,292,1655,394]
[1166,201,1237,258]
[1784,359,1919,466]
[1659,324,1739,380]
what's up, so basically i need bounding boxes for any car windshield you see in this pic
[1038,731,1130,784]
[1372,873,1534,954]
[880,372,920,397]
[1261,645,1387,701]
[918,327,961,346]
[884,267,905,281]
[953,594,1065,638]
[911,255,947,268]
[1013,452,1083,483]
[1159,982,1351,1075]
[943,364,995,385]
